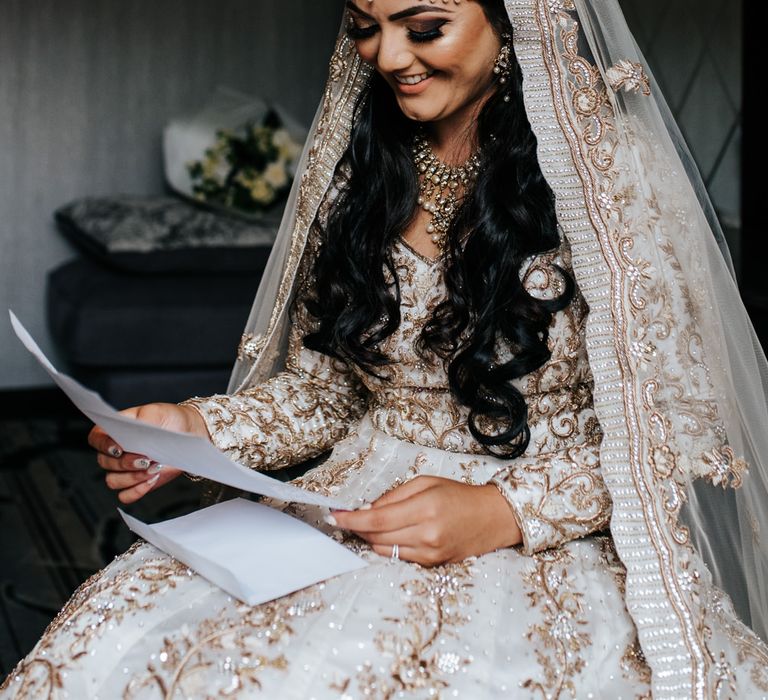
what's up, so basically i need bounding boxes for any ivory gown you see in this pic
[1,237,657,699]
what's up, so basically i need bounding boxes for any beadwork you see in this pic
[412,128,482,252]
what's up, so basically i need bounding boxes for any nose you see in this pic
[374,29,414,74]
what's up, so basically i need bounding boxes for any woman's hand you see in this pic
[87,403,210,504]
[329,476,522,566]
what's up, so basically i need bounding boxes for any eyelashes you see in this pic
[345,20,448,44]
[409,23,446,43]
[346,23,377,40]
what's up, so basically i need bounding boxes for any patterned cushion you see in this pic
[55,195,278,274]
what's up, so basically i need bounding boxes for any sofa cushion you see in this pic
[55,195,279,274]
[47,257,261,368]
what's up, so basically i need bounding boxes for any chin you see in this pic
[396,101,443,124]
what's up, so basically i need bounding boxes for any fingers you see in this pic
[331,495,423,534]
[370,543,421,562]
[96,451,156,473]
[331,477,446,534]
[112,467,182,504]
[104,463,169,492]
[88,424,123,458]
[372,475,440,508]
[87,403,189,504]
[105,469,156,491]
[87,406,141,457]
[329,477,473,567]
[116,473,163,505]
[354,524,424,547]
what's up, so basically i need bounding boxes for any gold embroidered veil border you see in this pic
[210,2,768,697]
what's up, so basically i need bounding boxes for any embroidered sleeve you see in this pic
[181,166,368,471]
[181,316,368,471]
[489,237,611,554]
[489,442,612,555]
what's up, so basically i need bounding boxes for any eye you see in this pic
[346,18,379,40]
[407,20,448,43]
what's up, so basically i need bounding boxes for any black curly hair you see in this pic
[304,0,574,458]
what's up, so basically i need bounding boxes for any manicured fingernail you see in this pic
[146,474,160,488]
[147,463,164,475]
[323,514,338,527]
[359,503,372,511]
[108,445,123,458]
[133,458,151,470]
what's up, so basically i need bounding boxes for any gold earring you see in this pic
[493,33,512,102]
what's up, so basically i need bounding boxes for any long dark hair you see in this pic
[304,0,574,458]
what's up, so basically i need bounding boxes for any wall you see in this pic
[620,0,742,262]
[0,1,742,389]
[0,0,340,389]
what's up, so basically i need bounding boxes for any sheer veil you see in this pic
[216,1,768,694]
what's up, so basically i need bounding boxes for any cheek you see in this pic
[431,36,494,83]
[437,57,493,97]
[353,41,378,66]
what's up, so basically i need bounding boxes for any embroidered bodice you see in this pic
[187,235,611,555]
[362,237,602,458]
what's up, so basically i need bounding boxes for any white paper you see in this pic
[9,310,348,510]
[120,498,367,605]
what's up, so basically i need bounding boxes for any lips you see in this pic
[395,69,435,85]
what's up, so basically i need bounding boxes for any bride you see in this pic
[3,1,768,697]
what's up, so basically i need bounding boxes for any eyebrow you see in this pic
[345,2,452,22]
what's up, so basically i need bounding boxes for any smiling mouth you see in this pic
[395,70,435,85]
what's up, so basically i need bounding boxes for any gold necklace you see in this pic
[412,130,482,252]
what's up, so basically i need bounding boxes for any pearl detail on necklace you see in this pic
[411,129,482,252]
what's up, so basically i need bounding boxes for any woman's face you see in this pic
[345,1,501,128]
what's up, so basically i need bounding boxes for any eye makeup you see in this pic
[345,18,448,43]
[408,20,448,42]
[346,20,378,40]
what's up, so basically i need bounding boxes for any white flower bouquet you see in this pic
[163,87,306,221]
[186,111,301,215]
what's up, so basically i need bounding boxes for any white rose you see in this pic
[249,177,274,205]
[263,161,288,189]
[273,128,302,161]
[272,129,292,148]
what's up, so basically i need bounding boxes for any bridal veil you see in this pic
[214,2,768,696]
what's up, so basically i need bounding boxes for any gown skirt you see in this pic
[0,416,652,699]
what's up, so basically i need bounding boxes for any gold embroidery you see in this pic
[290,429,376,495]
[0,544,192,698]
[491,442,611,554]
[235,34,371,388]
[365,235,603,467]
[184,238,369,473]
[605,59,652,96]
[704,588,768,693]
[702,446,747,489]
[123,589,326,698]
[522,548,591,698]
[505,0,721,687]
[238,332,266,361]
[337,561,475,698]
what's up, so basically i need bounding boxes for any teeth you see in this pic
[396,70,434,85]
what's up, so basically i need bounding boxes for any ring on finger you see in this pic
[390,543,400,562]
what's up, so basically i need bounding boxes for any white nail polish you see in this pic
[146,474,160,488]
[108,446,123,458]
[147,463,164,475]
[359,503,372,510]
[323,514,338,527]
[133,458,150,470]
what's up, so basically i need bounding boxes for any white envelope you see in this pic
[9,310,348,510]
[120,498,367,605]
